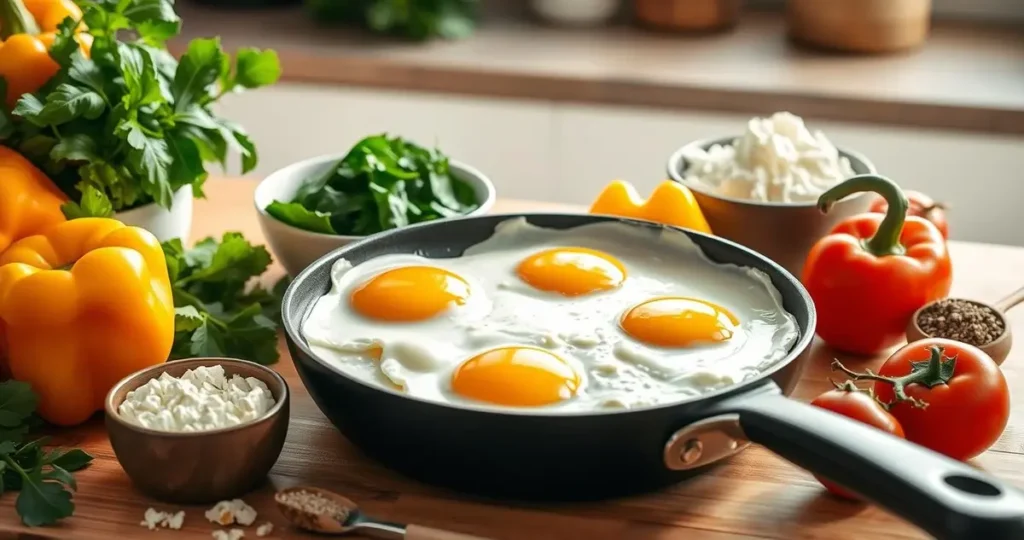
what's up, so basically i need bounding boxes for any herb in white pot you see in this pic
[1,0,281,239]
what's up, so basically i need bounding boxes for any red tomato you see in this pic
[873,339,1009,461]
[869,190,949,239]
[810,388,905,500]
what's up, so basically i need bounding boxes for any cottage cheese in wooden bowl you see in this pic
[105,358,290,504]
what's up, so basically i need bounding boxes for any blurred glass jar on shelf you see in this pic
[633,0,741,32]
[305,0,480,41]
[530,0,621,27]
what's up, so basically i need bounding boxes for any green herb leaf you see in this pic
[0,383,90,527]
[123,0,182,44]
[25,84,106,126]
[61,185,114,219]
[46,449,93,473]
[265,201,337,234]
[117,43,162,106]
[171,38,228,112]
[15,479,74,527]
[50,133,99,163]
[164,233,283,365]
[232,48,282,89]
[68,52,109,102]
[0,382,37,432]
[124,130,173,207]
[12,94,44,119]
[173,305,206,332]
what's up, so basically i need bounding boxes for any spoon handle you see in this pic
[994,284,1024,313]
[406,524,491,540]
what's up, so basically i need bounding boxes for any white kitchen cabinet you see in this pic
[221,83,1024,245]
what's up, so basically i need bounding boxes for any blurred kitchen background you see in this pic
[170,0,1024,244]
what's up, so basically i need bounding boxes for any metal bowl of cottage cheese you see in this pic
[105,357,290,504]
[666,112,877,278]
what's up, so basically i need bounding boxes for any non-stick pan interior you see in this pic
[283,213,817,404]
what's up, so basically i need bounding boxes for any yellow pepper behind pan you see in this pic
[589,179,713,234]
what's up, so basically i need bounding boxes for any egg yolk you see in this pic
[620,297,739,348]
[516,247,626,297]
[451,347,581,407]
[350,266,470,322]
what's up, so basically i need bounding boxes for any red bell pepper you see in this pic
[869,190,949,240]
[802,175,952,355]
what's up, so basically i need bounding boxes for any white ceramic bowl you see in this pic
[255,154,496,276]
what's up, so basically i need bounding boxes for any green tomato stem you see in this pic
[831,345,957,409]
[0,0,40,39]
[817,174,910,258]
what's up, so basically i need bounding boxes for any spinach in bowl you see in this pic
[265,135,480,235]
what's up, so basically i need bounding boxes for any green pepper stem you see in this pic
[817,174,909,257]
[0,0,39,39]
[831,345,957,409]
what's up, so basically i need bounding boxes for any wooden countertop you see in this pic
[170,3,1024,135]
[3,178,1024,539]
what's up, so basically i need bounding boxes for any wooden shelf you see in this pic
[171,3,1024,135]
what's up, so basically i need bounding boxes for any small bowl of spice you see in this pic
[907,286,1024,366]
[105,357,290,504]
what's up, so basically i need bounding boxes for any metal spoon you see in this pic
[275,486,491,539]
[906,284,1024,365]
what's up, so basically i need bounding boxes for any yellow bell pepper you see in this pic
[0,218,174,426]
[589,179,713,234]
[0,145,68,254]
[0,0,91,107]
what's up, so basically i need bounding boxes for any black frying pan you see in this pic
[282,213,1024,539]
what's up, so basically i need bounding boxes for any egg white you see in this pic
[302,218,800,412]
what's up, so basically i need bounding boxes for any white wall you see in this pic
[220,83,1024,245]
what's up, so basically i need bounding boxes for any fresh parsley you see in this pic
[1,0,281,216]
[265,134,480,236]
[0,380,94,527]
[305,0,478,41]
[163,233,289,365]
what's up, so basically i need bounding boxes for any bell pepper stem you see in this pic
[817,174,909,257]
[831,345,957,409]
[0,0,39,39]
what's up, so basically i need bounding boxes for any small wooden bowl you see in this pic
[633,0,741,32]
[105,357,290,504]
[787,0,932,54]
[906,299,1012,366]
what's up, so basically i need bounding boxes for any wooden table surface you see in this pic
[2,178,1024,540]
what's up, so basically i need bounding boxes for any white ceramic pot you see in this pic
[115,185,194,242]
[255,154,496,277]
[531,0,620,26]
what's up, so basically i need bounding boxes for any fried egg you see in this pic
[301,218,800,412]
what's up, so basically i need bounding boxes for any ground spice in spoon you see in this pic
[276,490,351,522]
[916,298,1005,347]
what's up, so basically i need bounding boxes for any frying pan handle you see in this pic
[713,383,1024,539]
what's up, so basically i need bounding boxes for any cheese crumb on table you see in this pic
[212,529,245,540]
[140,508,186,530]
[256,522,274,537]
[118,365,276,433]
[206,499,258,526]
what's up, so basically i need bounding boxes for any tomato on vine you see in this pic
[809,382,905,500]
[833,338,1009,461]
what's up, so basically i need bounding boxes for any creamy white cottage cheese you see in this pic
[682,111,856,203]
[118,365,276,433]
